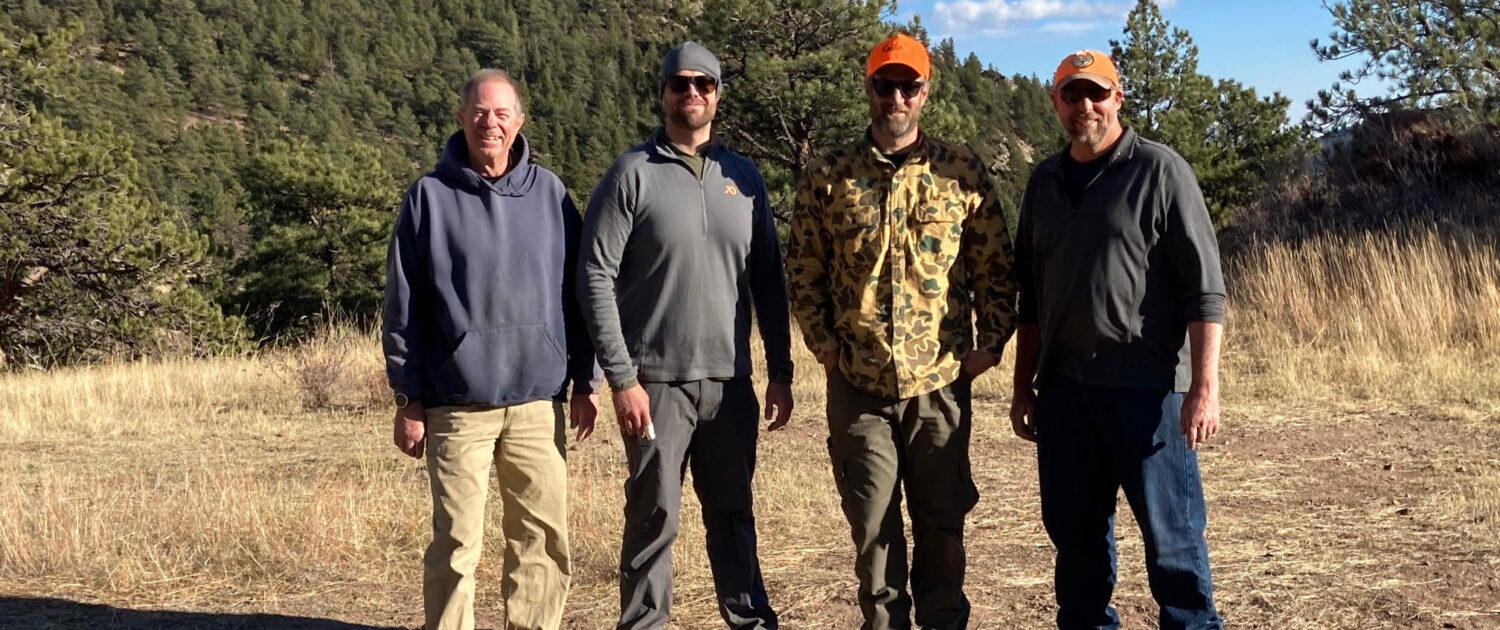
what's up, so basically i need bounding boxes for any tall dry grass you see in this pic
[0,349,422,607]
[1224,228,1500,415]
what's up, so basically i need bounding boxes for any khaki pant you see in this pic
[826,370,978,630]
[424,400,571,630]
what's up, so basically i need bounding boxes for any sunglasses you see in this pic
[1059,82,1115,105]
[665,75,718,94]
[868,77,927,99]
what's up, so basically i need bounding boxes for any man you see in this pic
[1009,49,1225,630]
[576,42,795,630]
[382,68,600,630]
[786,33,1018,630]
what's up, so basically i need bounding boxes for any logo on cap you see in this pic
[1072,53,1094,68]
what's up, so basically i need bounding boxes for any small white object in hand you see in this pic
[646,424,656,440]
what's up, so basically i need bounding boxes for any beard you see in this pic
[872,104,921,138]
[1066,112,1113,147]
[668,100,716,131]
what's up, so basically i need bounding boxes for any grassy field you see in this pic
[2,229,1498,629]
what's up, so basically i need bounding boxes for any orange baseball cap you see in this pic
[866,33,930,79]
[1053,49,1119,91]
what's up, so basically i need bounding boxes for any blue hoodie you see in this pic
[383,132,598,407]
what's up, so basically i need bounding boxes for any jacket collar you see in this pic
[858,127,930,167]
[649,127,724,162]
[1038,126,1139,176]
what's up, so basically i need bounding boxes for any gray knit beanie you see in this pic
[660,41,722,87]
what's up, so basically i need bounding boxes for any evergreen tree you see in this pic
[1111,0,1303,225]
[0,26,245,367]
[232,138,400,338]
[1310,0,1500,129]
[689,0,895,220]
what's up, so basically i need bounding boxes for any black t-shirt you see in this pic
[883,149,913,168]
[1060,150,1108,207]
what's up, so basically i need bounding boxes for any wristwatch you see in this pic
[393,392,412,409]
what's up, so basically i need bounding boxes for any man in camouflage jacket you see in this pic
[785,33,1018,630]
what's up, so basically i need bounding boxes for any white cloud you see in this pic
[931,0,1176,37]
[1039,20,1110,34]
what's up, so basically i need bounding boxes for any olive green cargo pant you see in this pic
[825,369,978,630]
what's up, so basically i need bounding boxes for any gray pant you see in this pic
[617,377,777,630]
[826,369,978,630]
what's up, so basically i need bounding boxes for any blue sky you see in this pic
[904,0,1387,122]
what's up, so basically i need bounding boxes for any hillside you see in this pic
[0,0,1060,361]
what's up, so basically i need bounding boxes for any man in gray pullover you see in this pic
[384,69,600,630]
[577,42,795,630]
[1010,50,1224,629]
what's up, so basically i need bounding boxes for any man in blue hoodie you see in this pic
[578,43,795,630]
[383,68,600,630]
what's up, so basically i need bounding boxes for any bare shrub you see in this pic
[273,323,384,411]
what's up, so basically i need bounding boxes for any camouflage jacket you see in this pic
[787,132,1019,399]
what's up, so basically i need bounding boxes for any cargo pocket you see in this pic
[955,455,980,516]
[827,436,855,516]
[831,203,883,267]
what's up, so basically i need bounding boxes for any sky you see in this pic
[903,0,1389,123]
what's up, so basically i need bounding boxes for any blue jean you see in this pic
[1034,376,1222,630]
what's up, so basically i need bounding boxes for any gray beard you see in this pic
[1067,116,1110,147]
[874,111,919,139]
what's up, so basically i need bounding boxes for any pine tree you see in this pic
[689,0,895,221]
[232,138,400,337]
[1111,0,1303,225]
[1310,0,1500,129]
[0,26,246,366]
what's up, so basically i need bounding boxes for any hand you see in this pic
[612,384,653,439]
[764,382,793,431]
[1181,385,1221,450]
[393,402,427,458]
[1009,386,1037,442]
[961,349,1000,379]
[570,392,601,442]
[818,350,838,374]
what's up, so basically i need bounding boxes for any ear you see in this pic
[515,111,527,131]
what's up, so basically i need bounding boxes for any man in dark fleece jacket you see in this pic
[577,42,794,630]
[1010,50,1225,630]
[382,68,599,630]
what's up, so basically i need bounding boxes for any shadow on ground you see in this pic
[0,597,407,630]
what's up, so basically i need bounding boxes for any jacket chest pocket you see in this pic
[910,195,967,272]
[827,181,886,266]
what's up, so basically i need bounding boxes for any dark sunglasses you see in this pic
[665,74,718,94]
[1059,82,1114,105]
[868,76,927,99]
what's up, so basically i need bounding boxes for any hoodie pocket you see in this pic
[439,324,568,403]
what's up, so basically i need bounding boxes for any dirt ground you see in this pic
[2,391,1497,629]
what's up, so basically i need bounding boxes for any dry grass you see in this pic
[1,228,1497,629]
[1225,228,1500,417]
